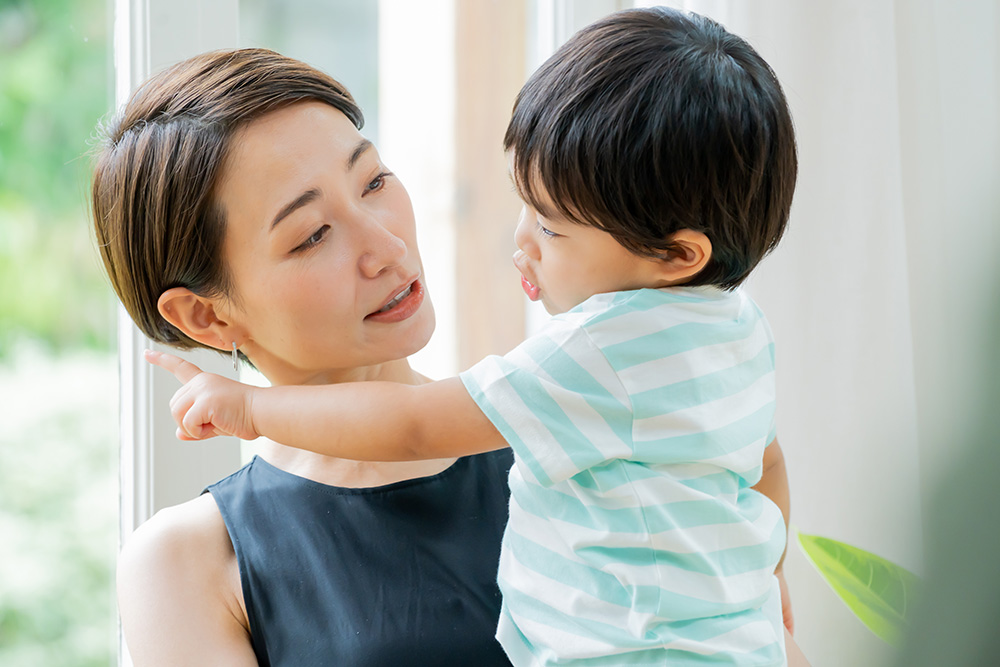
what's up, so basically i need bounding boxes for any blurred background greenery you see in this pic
[0,0,113,354]
[0,0,117,664]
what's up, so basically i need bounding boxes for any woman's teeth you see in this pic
[378,285,412,313]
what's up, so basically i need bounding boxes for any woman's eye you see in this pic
[364,171,391,194]
[293,225,329,253]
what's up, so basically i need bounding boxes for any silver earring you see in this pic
[232,341,239,371]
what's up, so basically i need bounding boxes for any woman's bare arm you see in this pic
[117,494,258,666]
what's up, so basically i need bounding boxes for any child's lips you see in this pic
[512,250,541,301]
[520,275,541,301]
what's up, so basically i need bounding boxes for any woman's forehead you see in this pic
[216,103,365,223]
[232,101,363,171]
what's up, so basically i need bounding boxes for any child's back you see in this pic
[464,288,786,664]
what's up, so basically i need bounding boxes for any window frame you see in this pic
[114,2,243,664]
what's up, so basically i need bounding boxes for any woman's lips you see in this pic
[365,278,425,323]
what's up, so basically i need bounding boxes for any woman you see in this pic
[93,49,514,666]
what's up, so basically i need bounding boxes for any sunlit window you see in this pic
[0,0,116,664]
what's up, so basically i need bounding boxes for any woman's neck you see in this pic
[259,356,427,388]
[251,356,454,488]
[253,441,457,489]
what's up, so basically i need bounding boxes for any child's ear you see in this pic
[658,229,712,285]
[157,287,242,352]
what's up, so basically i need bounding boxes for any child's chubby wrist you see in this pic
[244,384,263,440]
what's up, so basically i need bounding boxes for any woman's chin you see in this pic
[377,297,436,363]
[405,299,437,355]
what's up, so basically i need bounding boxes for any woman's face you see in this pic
[213,101,434,385]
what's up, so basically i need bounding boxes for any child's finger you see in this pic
[175,426,213,441]
[169,390,195,434]
[145,349,205,384]
[181,400,217,441]
[181,402,205,440]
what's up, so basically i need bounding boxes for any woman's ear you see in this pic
[658,229,712,285]
[157,287,239,352]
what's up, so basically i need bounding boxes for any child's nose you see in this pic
[513,207,540,259]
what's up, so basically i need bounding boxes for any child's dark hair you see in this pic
[504,7,797,289]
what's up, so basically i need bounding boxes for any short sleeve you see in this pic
[459,319,633,487]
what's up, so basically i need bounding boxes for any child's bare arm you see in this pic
[753,437,794,633]
[146,350,508,460]
[253,375,508,460]
[754,438,790,566]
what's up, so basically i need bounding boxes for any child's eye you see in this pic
[293,225,329,253]
[538,222,559,238]
[364,171,392,195]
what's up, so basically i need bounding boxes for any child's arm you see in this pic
[146,350,508,460]
[752,437,794,633]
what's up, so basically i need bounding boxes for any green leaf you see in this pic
[797,532,921,645]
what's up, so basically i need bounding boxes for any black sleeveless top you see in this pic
[206,451,514,667]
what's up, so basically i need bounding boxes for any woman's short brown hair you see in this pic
[91,48,362,350]
[505,7,797,289]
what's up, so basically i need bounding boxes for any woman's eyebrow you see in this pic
[270,188,320,230]
[269,140,373,231]
[347,139,373,170]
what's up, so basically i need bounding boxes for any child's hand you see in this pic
[145,349,260,442]
[776,568,794,635]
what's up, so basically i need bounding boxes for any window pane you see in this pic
[0,0,116,665]
[239,0,379,141]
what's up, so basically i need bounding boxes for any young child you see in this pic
[152,7,798,665]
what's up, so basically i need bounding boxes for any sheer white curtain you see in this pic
[631,1,1000,663]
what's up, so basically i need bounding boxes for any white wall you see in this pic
[729,4,922,663]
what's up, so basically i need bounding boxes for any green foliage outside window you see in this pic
[0,0,114,356]
[0,0,117,665]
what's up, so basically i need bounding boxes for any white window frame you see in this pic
[115,2,243,664]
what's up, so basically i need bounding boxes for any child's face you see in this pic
[512,202,672,315]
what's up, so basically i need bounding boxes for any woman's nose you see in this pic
[359,218,407,278]
[513,207,539,260]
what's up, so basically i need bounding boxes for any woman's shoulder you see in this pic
[117,494,252,663]
[120,493,232,570]
[118,493,240,602]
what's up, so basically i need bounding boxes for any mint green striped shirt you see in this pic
[460,287,786,666]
